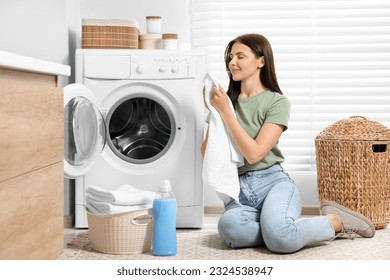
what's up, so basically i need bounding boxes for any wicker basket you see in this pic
[315,116,390,229]
[82,19,140,49]
[87,209,153,254]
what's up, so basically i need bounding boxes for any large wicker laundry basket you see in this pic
[87,208,153,254]
[315,116,390,229]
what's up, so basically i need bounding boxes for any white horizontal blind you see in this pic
[192,0,390,171]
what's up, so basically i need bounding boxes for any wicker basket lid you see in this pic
[82,18,140,30]
[316,116,390,141]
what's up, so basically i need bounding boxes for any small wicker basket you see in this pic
[87,209,153,254]
[315,116,390,229]
[82,19,140,49]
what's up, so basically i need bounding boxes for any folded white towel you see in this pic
[86,195,152,214]
[86,184,156,206]
[85,200,100,214]
[201,73,244,203]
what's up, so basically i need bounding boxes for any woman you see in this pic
[201,33,375,253]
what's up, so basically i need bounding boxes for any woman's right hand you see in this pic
[210,85,230,115]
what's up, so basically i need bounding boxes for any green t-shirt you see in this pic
[236,90,290,174]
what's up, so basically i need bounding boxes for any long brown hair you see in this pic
[224,33,283,106]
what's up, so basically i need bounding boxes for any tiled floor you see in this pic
[63,214,220,246]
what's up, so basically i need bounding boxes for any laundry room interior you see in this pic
[1,0,390,264]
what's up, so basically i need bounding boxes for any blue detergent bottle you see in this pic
[152,179,177,256]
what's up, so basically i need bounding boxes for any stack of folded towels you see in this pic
[86,184,156,215]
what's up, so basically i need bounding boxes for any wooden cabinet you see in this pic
[0,61,67,259]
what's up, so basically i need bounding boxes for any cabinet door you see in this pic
[0,68,64,260]
[0,69,63,182]
[0,163,63,259]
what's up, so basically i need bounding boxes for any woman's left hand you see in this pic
[210,85,231,115]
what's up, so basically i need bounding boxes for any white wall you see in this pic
[0,0,69,65]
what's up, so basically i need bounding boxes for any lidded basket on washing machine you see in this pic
[82,19,140,49]
[315,116,390,229]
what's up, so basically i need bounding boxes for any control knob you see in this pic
[136,65,146,74]
[171,66,179,73]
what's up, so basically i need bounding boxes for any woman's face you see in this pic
[228,42,264,82]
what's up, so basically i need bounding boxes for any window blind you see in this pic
[192,0,390,171]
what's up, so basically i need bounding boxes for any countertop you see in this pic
[0,50,70,76]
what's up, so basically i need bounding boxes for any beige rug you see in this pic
[59,227,390,260]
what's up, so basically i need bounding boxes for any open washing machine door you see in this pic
[63,83,106,178]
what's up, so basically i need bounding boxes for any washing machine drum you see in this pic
[107,97,176,164]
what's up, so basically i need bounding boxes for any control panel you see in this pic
[131,55,196,79]
[79,49,200,80]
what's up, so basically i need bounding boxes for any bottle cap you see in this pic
[146,16,161,20]
[162,33,178,39]
[159,179,171,192]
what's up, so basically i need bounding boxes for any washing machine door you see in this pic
[63,83,106,178]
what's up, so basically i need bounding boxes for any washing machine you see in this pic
[64,49,205,228]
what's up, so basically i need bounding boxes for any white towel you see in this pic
[202,73,244,203]
[86,194,152,214]
[86,184,156,206]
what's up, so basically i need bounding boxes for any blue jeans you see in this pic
[217,164,335,253]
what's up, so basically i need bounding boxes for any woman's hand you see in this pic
[207,85,284,165]
[210,85,231,114]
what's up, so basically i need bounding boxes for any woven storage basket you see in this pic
[82,19,140,49]
[87,208,153,254]
[315,116,390,229]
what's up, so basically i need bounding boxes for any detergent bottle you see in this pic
[152,179,177,256]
